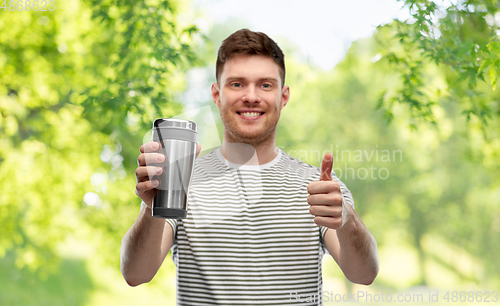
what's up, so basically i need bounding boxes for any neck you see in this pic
[220,136,279,166]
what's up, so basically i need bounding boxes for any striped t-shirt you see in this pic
[165,147,355,305]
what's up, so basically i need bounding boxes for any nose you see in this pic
[242,85,261,103]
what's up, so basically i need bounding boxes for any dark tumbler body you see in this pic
[151,119,197,219]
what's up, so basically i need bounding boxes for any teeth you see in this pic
[240,112,262,117]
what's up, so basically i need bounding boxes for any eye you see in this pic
[261,83,272,89]
[231,82,242,88]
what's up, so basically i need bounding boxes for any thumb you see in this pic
[320,153,333,181]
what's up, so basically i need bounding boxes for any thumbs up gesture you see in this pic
[307,153,344,229]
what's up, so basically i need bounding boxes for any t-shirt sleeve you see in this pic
[319,225,330,255]
[165,218,178,241]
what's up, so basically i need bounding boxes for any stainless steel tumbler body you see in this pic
[152,119,198,219]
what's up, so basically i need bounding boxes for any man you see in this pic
[121,29,378,305]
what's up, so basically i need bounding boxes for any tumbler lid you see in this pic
[153,119,197,133]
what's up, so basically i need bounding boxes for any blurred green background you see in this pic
[1,0,499,305]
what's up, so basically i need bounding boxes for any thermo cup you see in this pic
[151,118,198,219]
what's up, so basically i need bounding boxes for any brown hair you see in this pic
[216,29,286,87]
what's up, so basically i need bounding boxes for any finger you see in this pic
[307,193,343,206]
[195,143,202,158]
[135,179,160,194]
[309,205,342,217]
[135,166,163,182]
[307,180,340,195]
[320,153,333,181]
[314,216,343,229]
[140,141,162,154]
[137,152,166,167]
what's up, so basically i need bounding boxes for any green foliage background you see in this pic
[0,0,499,304]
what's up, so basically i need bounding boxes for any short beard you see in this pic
[226,123,277,146]
[222,110,280,146]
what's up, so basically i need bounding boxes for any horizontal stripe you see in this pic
[177,278,320,288]
[178,286,320,295]
[177,271,319,281]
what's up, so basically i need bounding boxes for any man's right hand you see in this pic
[124,141,202,287]
[135,142,202,207]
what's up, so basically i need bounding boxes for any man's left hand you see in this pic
[307,153,344,229]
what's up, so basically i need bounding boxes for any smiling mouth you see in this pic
[236,111,265,117]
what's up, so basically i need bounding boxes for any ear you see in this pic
[211,82,221,109]
[280,85,290,110]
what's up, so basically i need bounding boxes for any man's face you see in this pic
[211,55,290,145]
